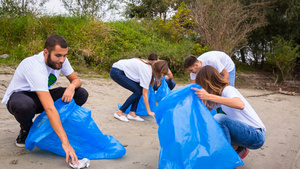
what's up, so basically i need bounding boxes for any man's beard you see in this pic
[47,52,62,70]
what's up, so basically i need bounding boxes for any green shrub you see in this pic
[0,15,209,77]
[266,37,300,82]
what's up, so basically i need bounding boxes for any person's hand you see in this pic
[191,87,210,101]
[148,111,155,118]
[61,84,75,103]
[62,142,79,166]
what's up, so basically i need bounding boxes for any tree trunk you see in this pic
[261,53,265,69]
[240,48,246,63]
[22,0,25,15]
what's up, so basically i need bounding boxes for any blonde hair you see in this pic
[195,65,230,109]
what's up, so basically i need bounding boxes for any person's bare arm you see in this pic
[191,87,245,110]
[190,79,195,83]
[166,70,173,80]
[142,88,155,118]
[36,91,78,165]
[220,68,229,81]
[62,72,82,103]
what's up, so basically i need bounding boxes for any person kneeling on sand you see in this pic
[110,58,169,122]
[2,35,89,165]
[192,65,266,159]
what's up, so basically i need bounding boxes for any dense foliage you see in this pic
[0,0,299,82]
[0,14,207,77]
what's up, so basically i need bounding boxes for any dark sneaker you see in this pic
[236,146,249,159]
[15,129,29,148]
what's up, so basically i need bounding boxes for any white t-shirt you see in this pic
[2,51,74,105]
[220,86,266,130]
[190,51,235,80]
[112,58,152,89]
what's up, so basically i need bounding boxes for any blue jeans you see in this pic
[214,114,266,149]
[110,67,142,113]
[228,67,236,87]
[153,79,176,91]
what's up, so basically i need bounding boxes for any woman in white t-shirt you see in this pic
[110,58,169,122]
[192,65,266,160]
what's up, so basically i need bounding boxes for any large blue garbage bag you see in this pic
[118,87,156,116]
[155,76,171,102]
[155,84,244,169]
[25,99,126,159]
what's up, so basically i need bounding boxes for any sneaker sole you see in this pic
[15,142,25,148]
[127,115,144,122]
[114,113,129,122]
[240,148,249,159]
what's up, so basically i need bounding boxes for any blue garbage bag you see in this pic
[155,84,244,169]
[118,87,156,116]
[25,99,126,159]
[155,76,171,102]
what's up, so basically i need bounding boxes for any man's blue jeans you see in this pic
[228,67,236,87]
[214,114,266,149]
[110,67,142,113]
[153,79,176,91]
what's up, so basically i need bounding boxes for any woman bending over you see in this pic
[110,58,169,122]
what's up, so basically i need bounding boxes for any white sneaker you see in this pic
[114,113,129,122]
[127,114,144,122]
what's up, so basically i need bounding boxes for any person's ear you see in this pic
[44,48,49,56]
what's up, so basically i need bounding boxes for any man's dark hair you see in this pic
[148,53,158,61]
[183,55,198,69]
[44,35,68,52]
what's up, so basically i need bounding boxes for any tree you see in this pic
[245,0,300,69]
[125,0,170,20]
[124,0,197,21]
[190,0,269,56]
[61,0,111,18]
[0,0,48,16]
[157,2,195,42]
[267,37,300,83]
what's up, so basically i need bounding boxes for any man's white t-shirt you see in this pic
[220,86,266,130]
[2,51,74,105]
[112,58,152,89]
[190,51,235,80]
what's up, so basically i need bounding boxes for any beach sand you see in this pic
[0,71,299,169]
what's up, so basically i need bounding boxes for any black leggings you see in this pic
[7,87,88,130]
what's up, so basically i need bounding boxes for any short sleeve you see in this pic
[190,72,196,80]
[139,64,152,89]
[23,61,49,92]
[222,86,239,99]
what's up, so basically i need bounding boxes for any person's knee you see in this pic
[213,114,228,124]
[167,80,176,90]
[74,87,89,106]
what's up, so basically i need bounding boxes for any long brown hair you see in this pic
[195,65,230,109]
[152,60,169,87]
[138,59,169,87]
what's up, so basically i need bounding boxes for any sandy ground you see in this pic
[0,70,300,169]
